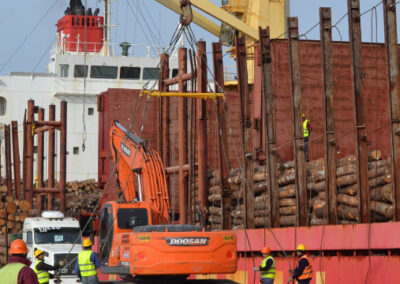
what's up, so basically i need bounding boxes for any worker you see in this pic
[0,239,39,284]
[34,177,38,189]
[33,249,65,284]
[302,114,311,162]
[75,238,100,284]
[288,244,313,283]
[254,246,275,284]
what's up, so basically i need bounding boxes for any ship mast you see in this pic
[102,0,112,56]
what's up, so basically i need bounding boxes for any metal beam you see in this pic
[159,53,170,167]
[154,0,220,37]
[5,124,12,196]
[288,17,308,226]
[383,0,400,221]
[37,108,45,189]
[236,35,255,229]
[259,27,280,228]
[26,100,35,204]
[320,7,338,224]
[196,41,209,222]
[11,121,21,200]
[178,47,189,224]
[213,42,231,229]
[59,101,67,212]
[347,0,370,223]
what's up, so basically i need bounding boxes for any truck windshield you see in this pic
[34,228,82,244]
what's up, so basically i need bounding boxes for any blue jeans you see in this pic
[261,278,274,284]
[304,137,309,161]
[82,276,99,284]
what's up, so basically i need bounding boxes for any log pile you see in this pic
[65,179,103,215]
[0,192,33,267]
[207,149,395,229]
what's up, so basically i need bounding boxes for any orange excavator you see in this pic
[98,121,237,280]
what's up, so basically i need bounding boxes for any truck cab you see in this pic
[23,211,82,284]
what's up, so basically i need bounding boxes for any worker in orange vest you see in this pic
[288,244,312,283]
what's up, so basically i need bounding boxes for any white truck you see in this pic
[22,211,82,284]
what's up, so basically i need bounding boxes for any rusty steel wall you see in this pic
[270,40,390,161]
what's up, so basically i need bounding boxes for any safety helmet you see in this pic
[261,246,271,254]
[302,113,305,118]
[9,239,28,255]
[34,249,44,258]
[83,238,93,248]
[35,177,38,180]
[296,244,306,251]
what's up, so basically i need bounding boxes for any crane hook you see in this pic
[180,0,193,26]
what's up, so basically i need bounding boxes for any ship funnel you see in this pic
[120,42,132,56]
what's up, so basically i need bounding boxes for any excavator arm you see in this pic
[110,121,170,224]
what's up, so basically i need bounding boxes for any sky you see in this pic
[0,0,388,75]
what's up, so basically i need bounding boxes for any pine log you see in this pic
[370,201,394,219]
[0,218,5,226]
[0,186,7,193]
[279,198,296,207]
[307,181,325,192]
[338,205,359,221]
[337,194,359,207]
[0,210,5,219]
[279,215,296,226]
[254,181,268,194]
[208,206,222,215]
[19,200,32,213]
[71,182,79,191]
[309,196,321,208]
[279,206,296,216]
[208,215,222,224]
[338,185,358,196]
[209,177,221,186]
[5,202,17,214]
[369,174,392,188]
[255,217,269,227]
[370,184,393,203]
[368,150,382,161]
[279,184,296,198]
[254,171,267,182]
[209,186,222,194]
[255,210,267,217]
[278,160,295,171]
[318,191,326,200]
[337,155,356,167]
[310,215,327,225]
[313,199,326,219]
[7,221,14,229]
[278,168,295,186]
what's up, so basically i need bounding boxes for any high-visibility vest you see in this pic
[298,255,313,280]
[260,255,276,279]
[34,260,50,284]
[0,262,26,284]
[78,250,97,277]
[303,119,310,138]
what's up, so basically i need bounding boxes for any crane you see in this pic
[98,121,237,279]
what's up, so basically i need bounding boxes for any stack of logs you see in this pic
[0,188,32,267]
[207,150,394,229]
[65,179,102,215]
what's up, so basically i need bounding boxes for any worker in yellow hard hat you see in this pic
[254,246,275,283]
[288,244,313,283]
[33,249,65,284]
[0,239,39,283]
[75,238,100,283]
[302,114,311,162]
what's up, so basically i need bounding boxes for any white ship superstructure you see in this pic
[0,0,177,181]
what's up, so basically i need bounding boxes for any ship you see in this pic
[0,0,178,181]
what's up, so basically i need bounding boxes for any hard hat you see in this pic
[34,249,44,258]
[296,244,306,251]
[9,239,28,255]
[35,177,38,180]
[261,246,271,254]
[302,113,305,118]
[83,238,93,247]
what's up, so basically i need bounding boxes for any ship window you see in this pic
[171,68,178,77]
[59,64,69,77]
[74,65,88,78]
[120,67,140,80]
[0,97,6,116]
[76,17,80,26]
[73,147,79,155]
[117,208,148,229]
[90,66,118,79]
[143,67,160,80]
[88,107,94,115]
[72,17,75,26]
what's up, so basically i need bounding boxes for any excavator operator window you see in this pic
[117,208,148,229]
[99,206,114,263]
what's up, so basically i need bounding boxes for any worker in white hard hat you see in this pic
[288,244,313,283]
[33,249,65,284]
